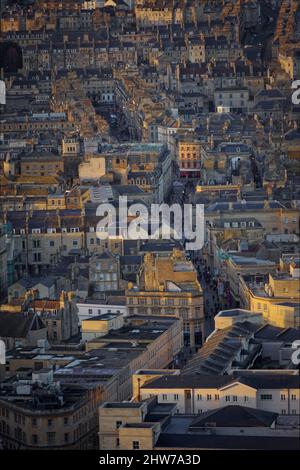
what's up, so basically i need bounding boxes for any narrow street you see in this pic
[192,250,237,340]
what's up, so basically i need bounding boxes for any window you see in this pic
[225,396,230,402]
[47,419,52,427]
[207,394,212,401]
[281,394,286,401]
[64,433,69,443]
[260,395,272,400]
[88,309,93,315]
[64,417,68,425]
[47,432,55,445]
[32,434,38,444]
[233,396,237,402]
[244,396,249,402]
[50,241,55,247]
[32,418,37,427]
[281,410,286,415]
[291,395,297,400]
[132,441,140,450]
[162,394,167,401]
[33,253,41,262]
[197,394,202,401]
[215,395,219,400]
[116,421,122,429]
[174,394,179,401]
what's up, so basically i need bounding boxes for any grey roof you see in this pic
[120,255,142,265]
[232,373,300,390]
[0,312,45,339]
[156,434,300,450]
[206,200,286,212]
[142,375,231,390]
[142,373,299,391]
[256,89,285,99]
[189,405,278,428]
[182,322,258,375]
[218,309,257,318]
[15,276,55,289]
[113,185,146,196]
[139,240,182,253]
[255,325,300,342]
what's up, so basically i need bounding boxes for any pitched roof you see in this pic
[155,434,300,450]
[142,374,231,390]
[141,373,299,391]
[0,312,45,338]
[189,405,278,428]
[181,322,258,375]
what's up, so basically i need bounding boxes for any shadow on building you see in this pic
[0,42,23,74]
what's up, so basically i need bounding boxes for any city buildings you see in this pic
[138,371,300,416]
[0,0,299,452]
[99,395,299,450]
[126,249,204,348]
[0,314,182,449]
[0,225,8,302]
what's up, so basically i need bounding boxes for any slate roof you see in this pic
[155,434,300,450]
[0,312,45,338]
[142,374,231,390]
[14,276,55,289]
[141,372,299,391]
[181,322,258,375]
[189,405,278,428]
[255,325,300,343]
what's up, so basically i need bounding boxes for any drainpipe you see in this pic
[192,387,195,414]
[137,378,141,402]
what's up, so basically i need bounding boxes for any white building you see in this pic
[140,372,300,416]
[76,299,128,325]
[214,88,250,112]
